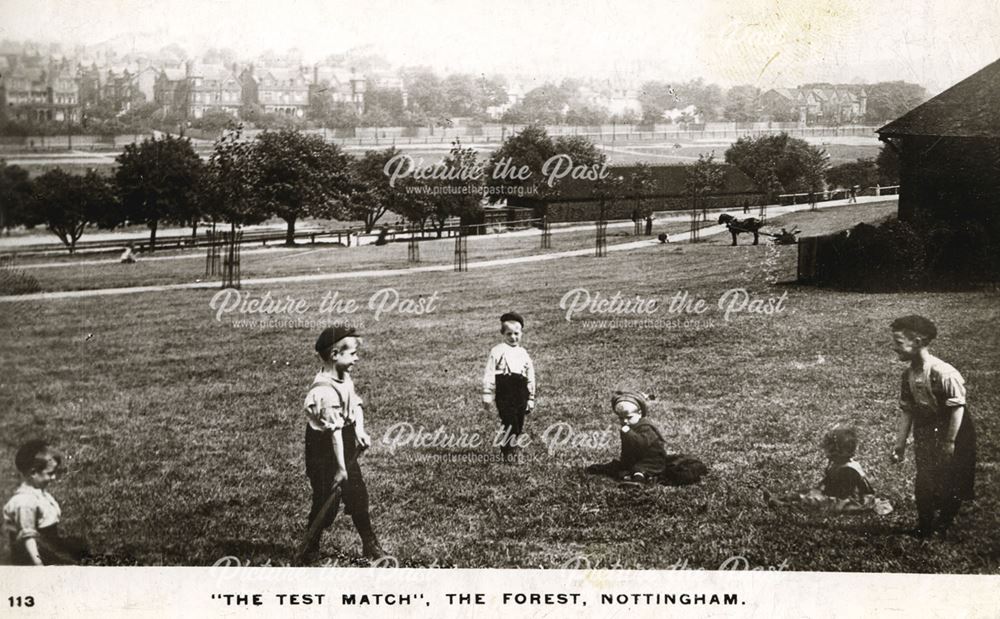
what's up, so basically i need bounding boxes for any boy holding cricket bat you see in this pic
[302,326,385,562]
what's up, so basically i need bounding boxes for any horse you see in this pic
[718,214,764,246]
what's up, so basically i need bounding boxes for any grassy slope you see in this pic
[0,203,996,571]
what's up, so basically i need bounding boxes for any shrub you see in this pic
[812,217,996,291]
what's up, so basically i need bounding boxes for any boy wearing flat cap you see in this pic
[303,325,384,560]
[482,312,536,462]
[890,315,976,538]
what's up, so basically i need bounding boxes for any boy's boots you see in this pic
[361,532,386,560]
[353,512,386,560]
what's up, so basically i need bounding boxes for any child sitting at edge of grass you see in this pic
[889,314,976,538]
[3,440,90,565]
[302,326,385,561]
[586,391,707,487]
[482,312,536,463]
[764,426,893,515]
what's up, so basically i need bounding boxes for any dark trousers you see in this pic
[9,525,89,566]
[305,425,372,541]
[495,374,530,451]
[913,412,976,531]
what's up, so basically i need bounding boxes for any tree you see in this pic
[401,67,446,119]
[826,158,879,190]
[864,82,928,123]
[394,179,433,230]
[363,84,405,124]
[481,75,509,108]
[684,153,726,225]
[425,140,484,237]
[725,133,829,199]
[190,110,238,133]
[29,170,116,252]
[249,129,352,244]
[442,73,487,117]
[115,135,203,251]
[0,161,32,235]
[639,104,664,126]
[674,79,724,121]
[628,163,656,220]
[348,147,410,233]
[517,83,570,124]
[202,124,265,231]
[485,125,556,203]
[484,126,608,206]
[723,85,761,122]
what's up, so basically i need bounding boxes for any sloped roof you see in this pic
[189,64,237,82]
[161,67,186,81]
[878,57,1000,138]
[765,88,798,101]
[257,66,307,85]
[550,164,759,201]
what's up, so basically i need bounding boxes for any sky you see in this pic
[2,0,1000,91]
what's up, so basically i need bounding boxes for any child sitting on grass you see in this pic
[3,440,90,565]
[764,426,893,515]
[586,391,707,486]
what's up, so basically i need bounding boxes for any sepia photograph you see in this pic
[0,0,998,614]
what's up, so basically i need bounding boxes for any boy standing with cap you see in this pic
[483,312,536,462]
[302,325,385,561]
[889,314,976,538]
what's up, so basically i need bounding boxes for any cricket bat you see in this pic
[295,479,344,564]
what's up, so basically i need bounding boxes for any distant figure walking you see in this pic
[848,186,858,203]
[742,199,750,215]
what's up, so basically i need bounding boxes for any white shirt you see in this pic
[304,370,363,432]
[3,483,61,541]
[482,343,536,404]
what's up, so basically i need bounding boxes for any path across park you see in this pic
[0,195,894,303]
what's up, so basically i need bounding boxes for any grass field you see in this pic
[10,222,690,293]
[0,201,996,571]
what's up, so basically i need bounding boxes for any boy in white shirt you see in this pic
[303,326,384,561]
[482,312,536,462]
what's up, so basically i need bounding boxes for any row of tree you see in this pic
[0,130,489,251]
[2,125,903,252]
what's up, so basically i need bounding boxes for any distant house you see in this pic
[308,65,366,114]
[154,66,188,115]
[760,88,800,122]
[760,87,867,125]
[877,57,1000,227]
[508,164,762,223]
[241,66,310,117]
[185,63,243,119]
[4,60,80,122]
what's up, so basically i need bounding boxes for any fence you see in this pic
[778,185,900,206]
[2,217,545,258]
[1,124,880,154]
